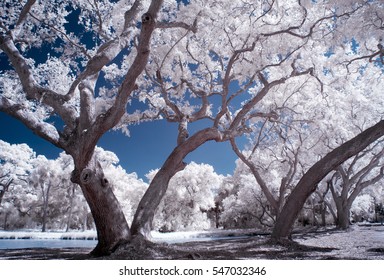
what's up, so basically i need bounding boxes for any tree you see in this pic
[350,193,375,223]
[130,0,344,237]
[0,140,36,229]
[0,140,35,205]
[327,142,384,229]
[0,0,164,255]
[230,82,326,224]
[29,155,57,232]
[220,160,272,229]
[1,140,147,232]
[29,152,87,232]
[129,1,384,240]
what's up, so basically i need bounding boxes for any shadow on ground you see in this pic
[1,227,384,260]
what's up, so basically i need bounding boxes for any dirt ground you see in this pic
[0,225,383,260]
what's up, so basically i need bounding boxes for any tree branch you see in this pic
[65,0,143,100]
[0,97,61,147]
[156,21,198,33]
[0,35,77,129]
[82,1,164,157]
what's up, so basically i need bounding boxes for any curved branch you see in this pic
[214,41,256,127]
[262,5,364,39]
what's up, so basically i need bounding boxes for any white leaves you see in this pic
[154,162,223,231]
[0,140,35,180]
[34,56,75,95]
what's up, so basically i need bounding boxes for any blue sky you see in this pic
[0,111,238,180]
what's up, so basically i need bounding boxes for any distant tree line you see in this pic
[1,140,383,233]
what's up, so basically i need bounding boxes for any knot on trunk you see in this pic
[141,13,153,24]
[80,168,93,184]
[101,177,109,188]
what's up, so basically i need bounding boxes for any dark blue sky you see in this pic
[0,111,238,180]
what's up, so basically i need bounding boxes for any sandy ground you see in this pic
[0,225,383,260]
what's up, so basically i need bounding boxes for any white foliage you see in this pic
[154,162,223,231]
[350,194,375,222]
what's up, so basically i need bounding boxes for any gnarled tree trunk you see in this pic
[72,163,130,256]
[271,120,384,240]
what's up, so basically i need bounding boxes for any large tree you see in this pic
[231,59,384,233]
[0,0,166,256]
[230,77,327,224]
[130,0,384,238]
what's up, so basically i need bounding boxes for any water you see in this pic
[0,239,97,249]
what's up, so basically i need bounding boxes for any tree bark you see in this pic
[130,128,222,238]
[271,120,384,240]
[72,163,130,256]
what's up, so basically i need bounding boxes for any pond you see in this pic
[0,239,97,249]
[0,229,257,250]
[0,235,244,249]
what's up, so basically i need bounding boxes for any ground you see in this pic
[0,224,383,260]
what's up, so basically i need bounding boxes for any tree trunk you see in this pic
[130,162,185,238]
[0,179,12,206]
[72,163,131,256]
[271,120,384,240]
[3,212,9,230]
[65,185,76,232]
[41,183,51,233]
[335,200,351,229]
[331,184,352,229]
[130,128,222,238]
